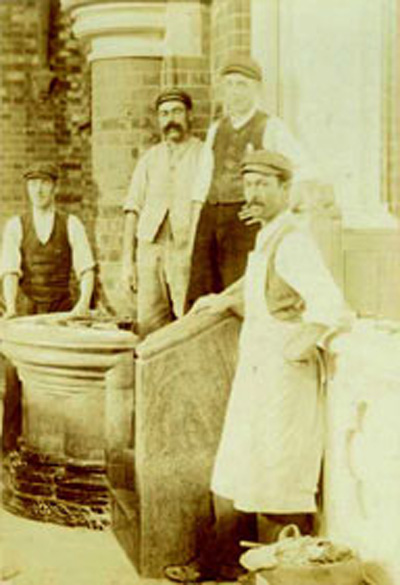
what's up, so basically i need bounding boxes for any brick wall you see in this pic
[210,0,251,115]
[0,0,93,232]
[0,0,42,230]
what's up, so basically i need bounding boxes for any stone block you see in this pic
[110,312,241,577]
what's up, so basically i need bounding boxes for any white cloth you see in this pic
[124,136,203,245]
[192,114,315,204]
[0,210,95,279]
[211,212,351,513]
[257,213,349,328]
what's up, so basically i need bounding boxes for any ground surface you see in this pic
[1,498,175,585]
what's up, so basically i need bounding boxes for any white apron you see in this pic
[211,219,324,513]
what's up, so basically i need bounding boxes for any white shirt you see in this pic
[256,212,352,329]
[123,136,203,243]
[0,210,95,279]
[192,110,316,204]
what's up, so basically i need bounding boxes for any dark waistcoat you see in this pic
[20,211,72,304]
[207,110,268,204]
[264,223,306,321]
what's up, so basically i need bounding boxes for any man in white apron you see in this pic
[165,150,353,582]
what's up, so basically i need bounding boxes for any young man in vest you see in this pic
[122,87,203,337]
[1,161,95,454]
[166,150,353,582]
[185,54,313,310]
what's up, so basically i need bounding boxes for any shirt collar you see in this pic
[33,206,55,222]
[229,106,258,130]
[163,135,194,166]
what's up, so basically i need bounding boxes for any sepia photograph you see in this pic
[0,0,399,584]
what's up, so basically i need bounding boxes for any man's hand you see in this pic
[190,293,233,315]
[69,301,91,318]
[122,261,138,293]
[238,203,264,226]
[2,308,17,320]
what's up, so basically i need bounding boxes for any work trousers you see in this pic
[137,218,191,337]
[185,202,259,311]
[196,495,314,572]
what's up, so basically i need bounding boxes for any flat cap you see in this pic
[220,54,262,82]
[241,150,293,181]
[23,161,59,181]
[155,87,193,110]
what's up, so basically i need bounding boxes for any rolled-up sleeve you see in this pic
[123,152,150,214]
[263,117,316,183]
[0,216,23,278]
[67,215,96,278]
[276,231,353,329]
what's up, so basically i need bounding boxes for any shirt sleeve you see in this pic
[67,215,96,278]
[263,117,316,183]
[0,216,23,278]
[123,151,151,214]
[275,230,352,328]
[191,121,219,203]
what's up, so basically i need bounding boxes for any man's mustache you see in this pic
[162,121,184,134]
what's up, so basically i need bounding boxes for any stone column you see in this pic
[61,0,211,313]
[60,1,164,313]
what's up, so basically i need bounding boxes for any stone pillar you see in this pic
[61,0,211,313]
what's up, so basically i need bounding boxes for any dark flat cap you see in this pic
[220,54,263,81]
[241,150,293,181]
[23,161,59,181]
[155,87,193,110]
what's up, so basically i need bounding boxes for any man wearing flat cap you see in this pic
[186,53,314,310]
[165,150,353,582]
[0,161,96,454]
[122,87,203,336]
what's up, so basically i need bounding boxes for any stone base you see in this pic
[110,487,140,570]
[108,313,241,577]
[2,447,110,530]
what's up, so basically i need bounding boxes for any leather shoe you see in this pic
[164,559,216,582]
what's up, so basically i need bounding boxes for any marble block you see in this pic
[110,311,241,577]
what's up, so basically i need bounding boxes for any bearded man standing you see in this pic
[122,88,203,336]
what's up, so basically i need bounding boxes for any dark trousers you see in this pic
[196,495,257,572]
[185,202,259,311]
[196,495,314,572]
[1,293,73,455]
